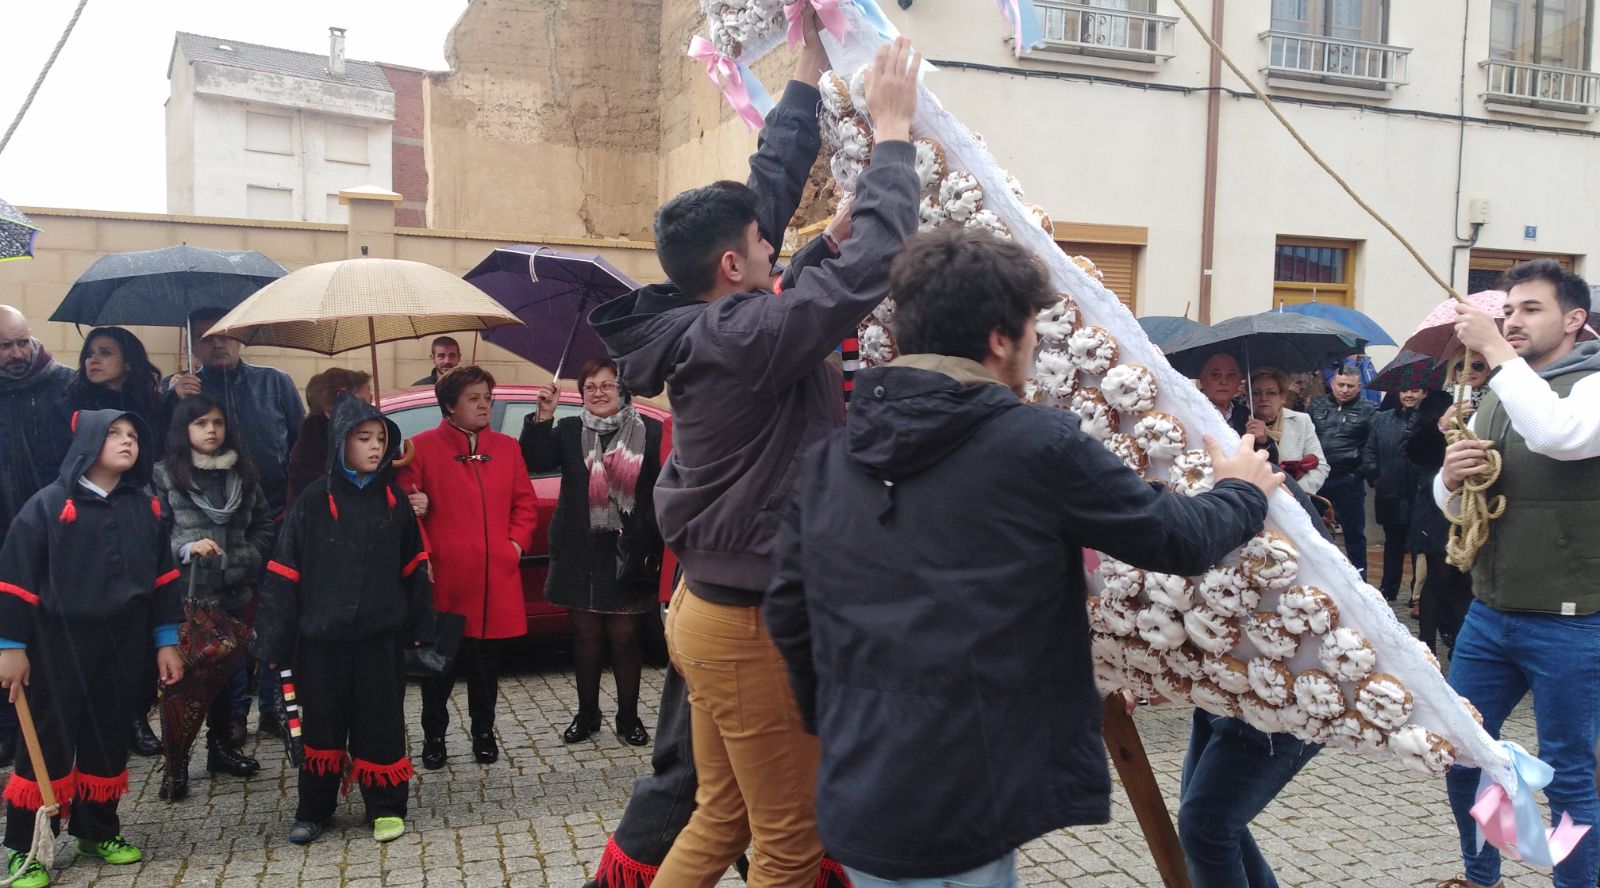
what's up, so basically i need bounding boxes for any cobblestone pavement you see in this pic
[10,603,1560,888]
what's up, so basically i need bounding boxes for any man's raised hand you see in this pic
[865,37,920,144]
[1206,434,1284,498]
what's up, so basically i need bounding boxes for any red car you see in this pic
[381,384,676,642]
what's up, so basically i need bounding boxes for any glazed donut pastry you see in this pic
[1122,666,1162,700]
[1169,449,1215,497]
[1123,638,1167,675]
[1412,637,1442,671]
[1096,556,1145,599]
[870,298,896,328]
[1136,604,1189,651]
[1198,567,1259,618]
[1329,709,1388,754]
[1027,203,1056,237]
[1354,673,1414,731]
[826,115,873,162]
[847,65,873,121]
[830,151,866,194]
[1071,254,1106,284]
[1070,387,1119,441]
[1318,627,1377,683]
[1131,412,1187,461]
[1276,585,1339,636]
[1030,349,1078,403]
[1189,679,1240,718]
[1237,531,1299,591]
[1035,295,1081,345]
[1238,692,1286,735]
[857,321,895,367]
[1280,704,1335,744]
[1101,364,1159,415]
[1184,603,1241,655]
[1093,658,1126,696]
[1162,643,1207,681]
[1201,653,1252,695]
[1244,612,1301,661]
[1091,632,1127,668]
[1462,697,1484,726]
[1389,725,1457,777]
[1153,668,1193,701]
[1066,326,1119,376]
[918,194,951,233]
[1104,433,1148,475]
[913,139,947,197]
[963,208,1012,239]
[1004,171,1027,201]
[939,172,983,223]
[1090,595,1139,637]
[1145,573,1197,611]
[1246,656,1295,707]
[818,69,854,120]
[1292,669,1347,720]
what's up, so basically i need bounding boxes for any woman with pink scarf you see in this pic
[522,359,664,746]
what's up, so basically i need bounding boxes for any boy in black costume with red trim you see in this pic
[0,409,185,887]
[255,392,434,846]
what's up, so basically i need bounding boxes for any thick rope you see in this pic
[0,0,92,156]
[1167,0,1503,569]
[0,806,58,887]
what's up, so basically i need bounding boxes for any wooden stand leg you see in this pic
[1102,695,1191,888]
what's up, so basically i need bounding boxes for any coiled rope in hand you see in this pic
[1168,0,1503,570]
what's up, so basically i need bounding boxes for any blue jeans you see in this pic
[1179,710,1321,888]
[1320,472,1367,575]
[1445,601,1600,888]
[846,852,1017,888]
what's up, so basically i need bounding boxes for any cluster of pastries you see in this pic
[706,0,787,60]
[1088,533,1465,776]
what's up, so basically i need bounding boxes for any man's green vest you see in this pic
[1470,368,1600,615]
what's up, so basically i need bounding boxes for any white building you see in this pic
[166,29,395,223]
[880,0,1600,338]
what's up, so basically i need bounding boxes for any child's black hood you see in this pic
[59,408,155,491]
[325,391,403,480]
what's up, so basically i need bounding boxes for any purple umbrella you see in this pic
[464,246,639,378]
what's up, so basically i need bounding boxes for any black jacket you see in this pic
[1308,393,1377,475]
[1361,405,1418,526]
[764,361,1268,879]
[254,393,434,664]
[1404,391,1454,556]
[590,80,920,601]
[0,409,181,644]
[0,343,72,547]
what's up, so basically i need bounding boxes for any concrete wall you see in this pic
[3,206,661,396]
[424,0,663,240]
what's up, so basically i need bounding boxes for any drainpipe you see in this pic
[1197,0,1224,323]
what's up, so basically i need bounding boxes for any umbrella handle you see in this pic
[13,688,56,809]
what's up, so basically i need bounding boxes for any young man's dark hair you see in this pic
[652,181,762,299]
[888,228,1056,362]
[1501,258,1591,321]
[430,336,460,352]
[433,365,495,417]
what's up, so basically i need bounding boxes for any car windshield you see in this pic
[384,396,585,479]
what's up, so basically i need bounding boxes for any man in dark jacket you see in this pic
[589,25,922,887]
[765,229,1281,884]
[1361,388,1422,600]
[1308,365,1377,574]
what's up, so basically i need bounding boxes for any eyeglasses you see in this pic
[1469,361,1487,372]
[582,382,617,395]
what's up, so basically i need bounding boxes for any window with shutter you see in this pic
[1053,222,1146,313]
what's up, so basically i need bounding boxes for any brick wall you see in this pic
[379,63,430,229]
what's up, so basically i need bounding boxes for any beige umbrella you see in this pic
[206,257,523,403]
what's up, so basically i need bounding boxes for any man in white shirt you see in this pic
[1434,259,1600,888]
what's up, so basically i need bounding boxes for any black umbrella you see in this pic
[1369,349,1449,393]
[1137,315,1207,351]
[1162,311,1367,379]
[0,199,40,262]
[51,244,288,328]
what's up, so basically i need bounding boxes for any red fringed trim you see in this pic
[70,411,78,433]
[302,745,348,777]
[386,487,397,510]
[2,772,76,812]
[154,568,180,589]
[818,856,853,888]
[150,495,162,519]
[0,582,39,606]
[593,835,659,888]
[58,499,76,524]
[73,769,129,804]
[327,492,340,522]
[401,550,428,578]
[266,560,301,583]
[350,756,413,789]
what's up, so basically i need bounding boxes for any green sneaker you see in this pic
[372,816,406,843]
[5,850,49,888]
[76,834,142,865]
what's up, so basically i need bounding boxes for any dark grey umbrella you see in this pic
[1369,349,1449,392]
[0,199,39,262]
[1137,315,1206,351]
[1162,311,1368,378]
[51,244,288,328]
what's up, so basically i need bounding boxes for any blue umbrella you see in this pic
[1280,302,1396,347]
[1137,315,1206,350]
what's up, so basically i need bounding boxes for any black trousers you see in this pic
[419,637,499,739]
[294,635,410,823]
[1418,553,1474,652]
[1378,522,1411,596]
[4,614,148,849]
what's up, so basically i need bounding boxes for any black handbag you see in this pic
[616,528,663,585]
[404,611,466,678]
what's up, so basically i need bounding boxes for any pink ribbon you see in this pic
[1472,783,1591,865]
[687,36,767,131]
[786,0,851,49]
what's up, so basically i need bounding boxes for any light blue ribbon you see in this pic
[1476,740,1585,867]
[1014,0,1046,54]
[738,60,776,118]
[852,0,901,43]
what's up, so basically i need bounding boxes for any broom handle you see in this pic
[13,689,55,809]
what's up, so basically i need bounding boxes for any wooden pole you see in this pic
[14,689,57,810]
[367,317,382,406]
[1102,696,1191,888]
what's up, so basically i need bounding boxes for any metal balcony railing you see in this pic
[1482,58,1600,112]
[1262,30,1410,88]
[1032,1,1178,62]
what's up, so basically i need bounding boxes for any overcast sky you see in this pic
[0,0,467,213]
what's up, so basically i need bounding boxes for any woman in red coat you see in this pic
[395,366,536,770]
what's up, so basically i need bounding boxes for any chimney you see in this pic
[329,27,347,78]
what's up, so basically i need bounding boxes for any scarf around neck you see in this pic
[188,448,244,524]
[580,404,645,533]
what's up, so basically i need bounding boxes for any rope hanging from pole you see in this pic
[1166,0,1503,570]
[0,0,92,156]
